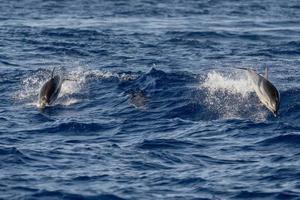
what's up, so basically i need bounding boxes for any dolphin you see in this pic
[238,67,280,116]
[38,67,63,108]
[128,89,148,108]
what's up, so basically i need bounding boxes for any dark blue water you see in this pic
[1,0,300,199]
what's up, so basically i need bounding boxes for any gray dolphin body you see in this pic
[128,89,147,108]
[241,67,280,116]
[39,68,63,108]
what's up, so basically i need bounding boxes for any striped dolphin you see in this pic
[38,67,63,108]
[239,67,280,117]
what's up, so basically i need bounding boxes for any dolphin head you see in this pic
[269,95,280,117]
[241,67,280,117]
[263,82,280,117]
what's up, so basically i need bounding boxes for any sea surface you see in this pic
[1,0,300,199]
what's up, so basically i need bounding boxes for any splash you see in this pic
[200,70,268,121]
[15,70,47,107]
[14,67,137,108]
[59,68,87,96]
[201,70,253,97]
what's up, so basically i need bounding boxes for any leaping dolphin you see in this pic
[238,67,280,117]
[38,67,63,109]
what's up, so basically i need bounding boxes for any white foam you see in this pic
[59,68,87,96]
[15,73,46,101]
[201,70,253,97]
[57,98,80,106]
[200,70,268,121]
[14,67,137,108]
[88,70,114,79]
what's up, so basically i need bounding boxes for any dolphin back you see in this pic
[39,75,62,105]
[262,78,280,109]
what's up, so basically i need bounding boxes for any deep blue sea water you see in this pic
[1,0,300,199]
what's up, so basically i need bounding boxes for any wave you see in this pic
[12,67,300,122]
[40,28,103,38]
[13,67,138,108]
[20,121,119,135]
[137,138,194,150]
[26,190,126,200]
[131,68,266,121]
[0,146,34,165]
[257,133,300,146]
[234,190,300,199]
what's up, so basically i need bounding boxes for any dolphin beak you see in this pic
[39,101,46,109]
[272,111,278,117]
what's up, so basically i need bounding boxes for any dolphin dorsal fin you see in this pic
[51,67,56,78]
[264,66,269,80]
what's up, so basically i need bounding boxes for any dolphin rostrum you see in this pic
[38,67,63,108]
[239,67,280,117]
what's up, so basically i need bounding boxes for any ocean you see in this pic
[0,0,300,199]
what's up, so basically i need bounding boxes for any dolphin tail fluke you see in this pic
[264,66,269,80]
